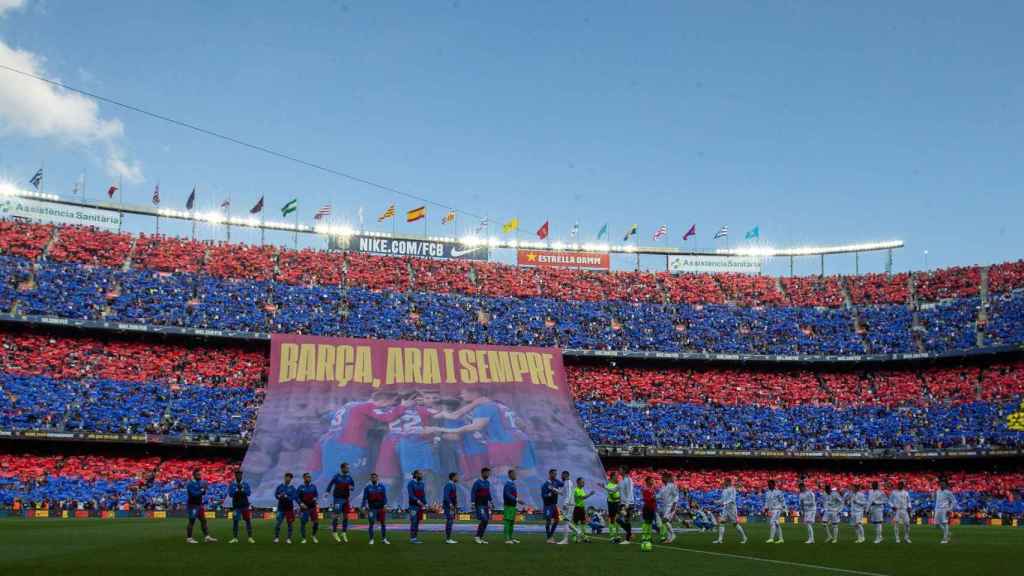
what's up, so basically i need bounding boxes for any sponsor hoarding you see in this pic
[329,233,488,260]
[242,335,606,508]
[668,254,762,274]
[0,197,122,230]
[516,249,610,270]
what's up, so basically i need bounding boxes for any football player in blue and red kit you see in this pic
[298,472,320,544]
[362,472,390,545]
[273,472,298,544]
[540,468,562,543]
[471,467,494,544]
[228,469,254,543]
[407,469,427,544]
[443,472,459,544]
[185,469,216,544]
[326,462,355,543]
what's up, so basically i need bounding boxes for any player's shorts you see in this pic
[543,504,560,521]
[823,510,840,524]
[367,508,386,523]
[607,501,621,519]
[868,507,884,523]
[474,505,491,522]
[572,506,586,524]
[620,504,634,520]
[487,437,538,470]
[276,509,295,523]
[332,498,351,515]
[187,505,205,521]
[398,438,439,477]
[658,507,674,521]
[444,507,456,521]
[935,509,949,525]
[768,509,782,524]
[409,506,424,522]
[641,507,656,524]
[232,507,252,522]
[849,509,864,526]
[894,510,910,524]
[301,507,319,522]
[720,506,738,524]
[802,509,817,524]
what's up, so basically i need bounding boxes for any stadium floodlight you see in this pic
[719,240,904,257]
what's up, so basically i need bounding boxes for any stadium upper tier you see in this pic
[1,451,1020,518]
[1,221,1023,356]
[1,328,1022,452]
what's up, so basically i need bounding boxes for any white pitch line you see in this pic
[591,537,891,576]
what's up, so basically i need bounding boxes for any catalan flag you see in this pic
[314,204,332,220]
[501,217,519,234]
[442,210,456,225]
[378,204,396,222]
[407,206,426,222]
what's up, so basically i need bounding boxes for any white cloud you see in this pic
[0,38,143,181]
[0,1,26,18]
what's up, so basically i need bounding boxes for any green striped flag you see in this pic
[281,198,298,217]
[597,223,608,240]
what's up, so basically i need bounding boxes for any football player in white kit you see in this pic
[712,478,747,544]
[823,484,844,543]
[763,479,788,544]
[866,481,888,544]
[797,482,817,544]
[656,472,679,543]
[555,470,581,545]
[889,480,913,543]
[934,479,958,544]
[845,483,867,543]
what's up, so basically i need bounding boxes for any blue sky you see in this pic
[0,1,1021,274]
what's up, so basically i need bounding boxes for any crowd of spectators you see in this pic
[0,220,51,259]
[2,452,1020,518]
[914,266,982,301]
[0,453,233,509]
[47,226,133,268]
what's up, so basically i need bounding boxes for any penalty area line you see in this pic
[590,537,891,576]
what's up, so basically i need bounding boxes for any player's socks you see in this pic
[736,524,747,543]
[342,532,348,543]
[717,525,725,542]
[333,532,341,542]
[806,524,814,543]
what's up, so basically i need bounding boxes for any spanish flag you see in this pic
[502,217,519,234]
[378,204,396,222]
[442,210,456,225]
[407,206,427,222]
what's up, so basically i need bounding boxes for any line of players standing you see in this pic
[181,466,960,546]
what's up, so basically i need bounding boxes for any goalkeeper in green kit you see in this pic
[502,469,524,544]
[603,471,623,543]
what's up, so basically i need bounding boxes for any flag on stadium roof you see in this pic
[682,223,696,241]
[441,210,456,225]
[250,196,264,214]
[407,206,426,222]
[151,184,160,206]
[653,224,667,241]
[714,225,728,239]
[536,220,549,240]
[186,187,196,210]
[220,199,230,210]
[29,169,43,190]
[570,221,579,238]
[475,217,489,234]
[71,173,84,196]
[358,206,364,226]
[378,204,396,222]
[281,198,298,217]
[501,217,519,234]
[745,225,759,240]
[597,223,608,240]
[314,204,332,220]
[107,184,118,198]
[623,224,637,242]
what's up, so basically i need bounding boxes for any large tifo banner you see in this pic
[242,335,606,509]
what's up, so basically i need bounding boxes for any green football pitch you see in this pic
[0,519,1018,576]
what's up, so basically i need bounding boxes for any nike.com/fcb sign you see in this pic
[331,234,489,260]
[516,249,610,270]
